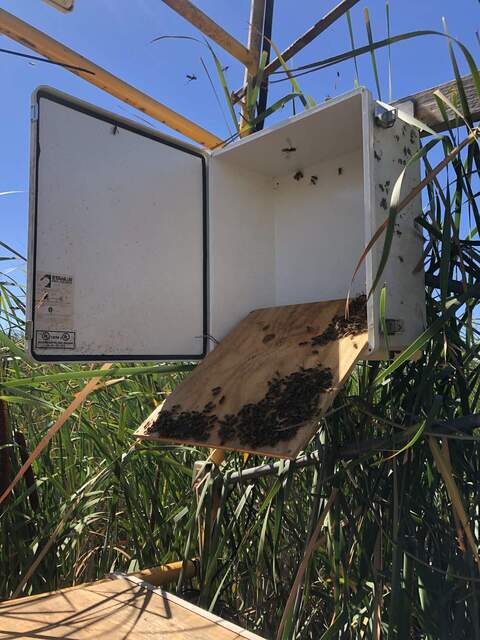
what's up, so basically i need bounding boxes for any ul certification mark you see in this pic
[35,330,76,350]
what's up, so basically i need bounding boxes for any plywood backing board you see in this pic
[135,299,368,459]
[0,576,264,639]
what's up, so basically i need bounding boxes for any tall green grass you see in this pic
[1,18,480,640]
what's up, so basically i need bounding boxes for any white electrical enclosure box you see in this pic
[27,86,425,362]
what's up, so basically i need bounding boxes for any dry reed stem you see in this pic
[428,436,480,568]
[441,440,466,554]
[12,498,78,597]
[0,363,112,506]
[276,489,338,640]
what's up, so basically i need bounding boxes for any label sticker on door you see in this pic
[34,272,74,348]
[35,271,73,327]
[35,329,76,350]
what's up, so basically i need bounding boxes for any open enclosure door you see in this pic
[27,88,207,361]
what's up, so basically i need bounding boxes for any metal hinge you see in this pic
[25,321,33,340]
[31,104,39,122]
[375,104,397,129]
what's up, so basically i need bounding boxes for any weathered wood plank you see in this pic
[0,577,265,639]
[394,74,480,133]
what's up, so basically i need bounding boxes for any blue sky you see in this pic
[1,0,478,260]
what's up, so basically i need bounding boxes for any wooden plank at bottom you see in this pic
[0,577,264,639]
[135,299,368,459]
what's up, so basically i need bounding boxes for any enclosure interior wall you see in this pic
[209,89,425,357]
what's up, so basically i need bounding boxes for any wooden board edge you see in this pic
[134,430,294,460]
[114,574,266,639]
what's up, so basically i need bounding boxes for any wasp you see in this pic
[203,401,215,413]
[334,71,340,91]
[281,138,296,156]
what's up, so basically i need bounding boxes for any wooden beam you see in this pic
[240,0,266,134]
[245,0,266,79]
[394,74,480,133]
[0,9,221,148]
[233,0,361,103]
[264,0,361,76]
[161,0,255,72]
[42,0,74,12]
